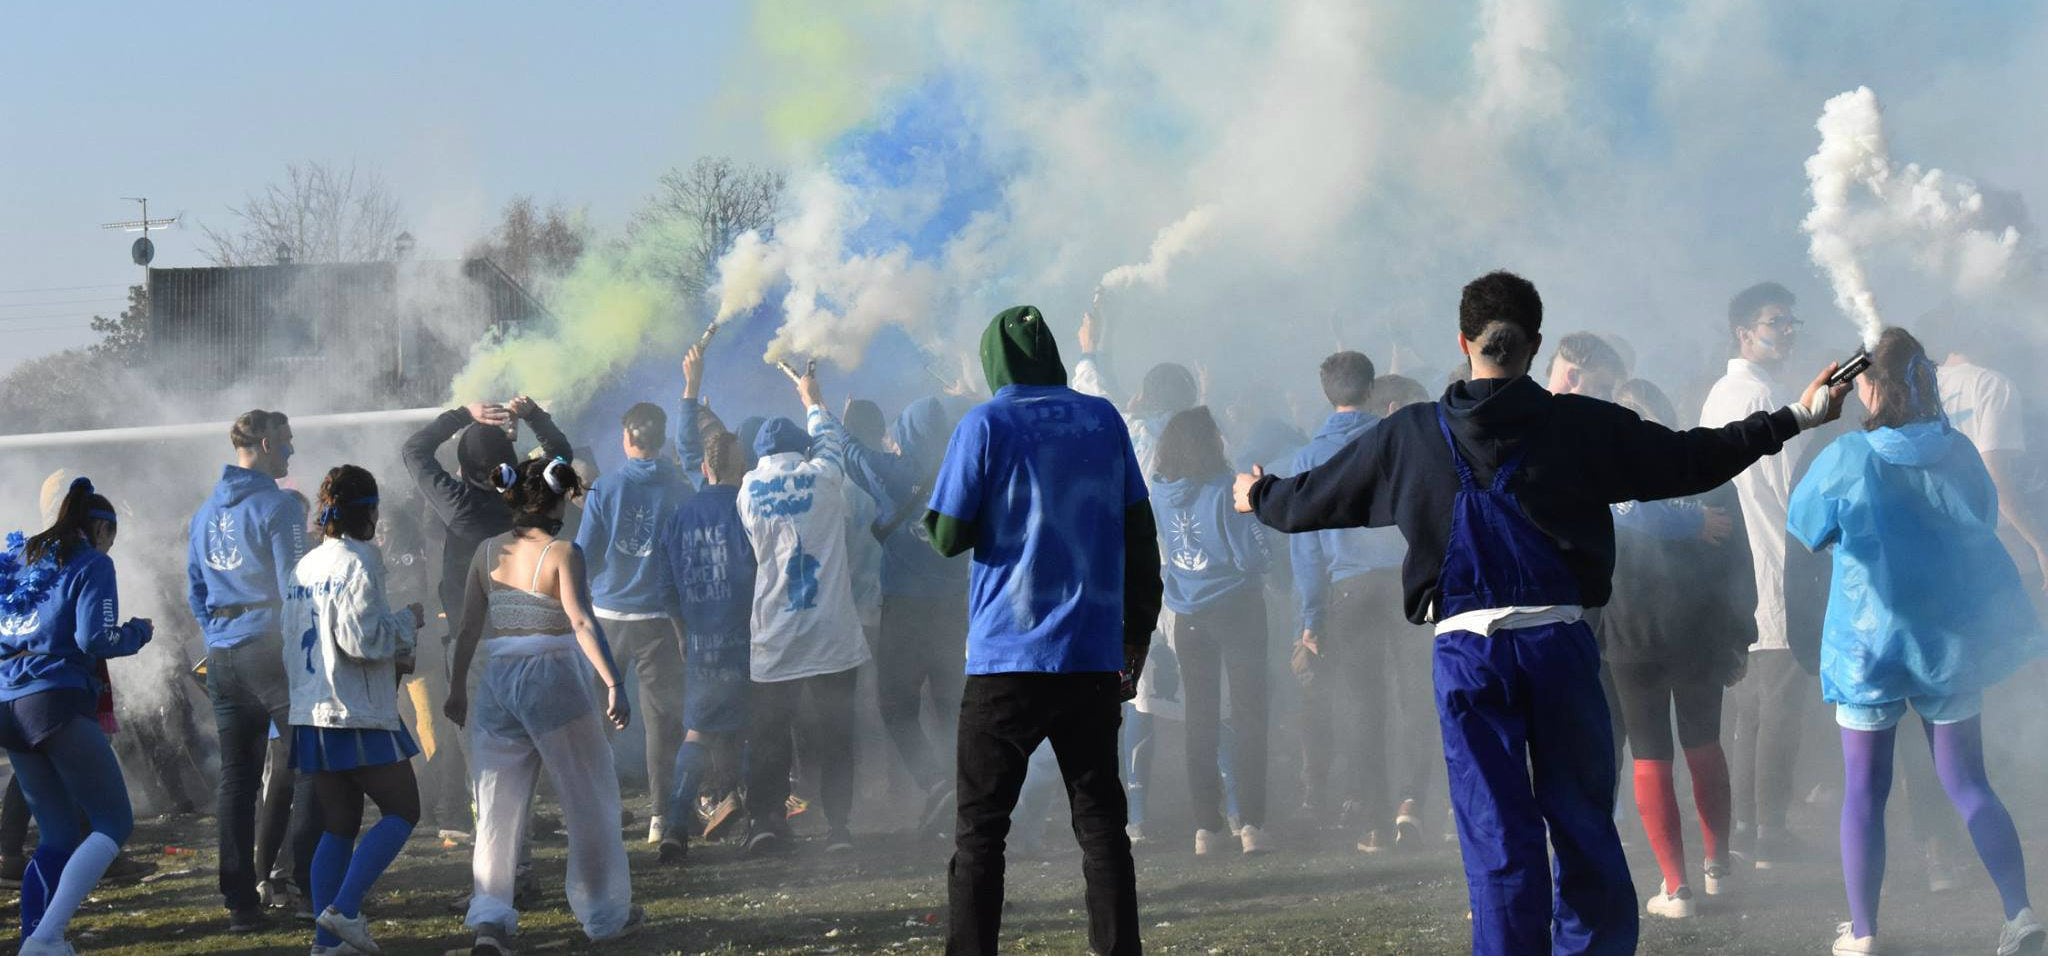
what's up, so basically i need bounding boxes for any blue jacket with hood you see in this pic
[1,541,152,700]
[187,466,308,649]
[576,456,695,618]
[1150,472,1269,614]
[844,397,970,599]
[1789,421,2044,707]
[1285,411,1405,633]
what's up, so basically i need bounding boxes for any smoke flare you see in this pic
[1099,205,1221,292]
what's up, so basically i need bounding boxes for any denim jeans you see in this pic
[207,635,317,912]
[949,672,1138,956]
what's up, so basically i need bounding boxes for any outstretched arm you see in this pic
[1604,364,1845,505]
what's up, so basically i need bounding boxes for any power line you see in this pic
[0,296,131,310]
[0,283,130,296]
[0,312,105,325]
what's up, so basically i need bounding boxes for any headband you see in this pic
[87,509,118,524]
[317,495,379,527]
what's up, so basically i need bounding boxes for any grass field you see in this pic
[39,792,2043,956]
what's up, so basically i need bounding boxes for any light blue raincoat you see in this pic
[1788,420,2042,707]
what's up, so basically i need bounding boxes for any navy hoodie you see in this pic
[1250,376,1802,625]
[1,543,152,699]
[660,484,755,673]
[577,456,695,618]
[1284,411,1406,632]
[844,397,970,599]
[187,465,308,649]
[1150,473,1269,614]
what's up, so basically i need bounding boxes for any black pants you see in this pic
[1727,648,1809,831]
[877,594,968,790]
[746,668,858,836]
[604,617,687,816]
[1303,571,1432,826]
[208,635,318,911]
[1608,659,1725,762]
[1173,588,1268,832]
[949,672,1138,956]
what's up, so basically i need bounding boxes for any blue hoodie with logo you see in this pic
[577,456,695,618]
[1285,411,1406,633]
[1,543,153,700]
[187,466,308,649]
[661,484,756,673]
[1790,420,2045,707]
[843,397,971,599]
[1150,473,1269,614]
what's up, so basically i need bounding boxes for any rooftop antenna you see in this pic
[101,197,180,267]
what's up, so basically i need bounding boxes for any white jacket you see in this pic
[284,537,418,729]
[1700,358,1807,652]
[738,407,873,683]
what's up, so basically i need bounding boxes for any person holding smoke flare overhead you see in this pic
[187,410,319,932]
[1598,378,1753,920]
[926,305,1162,956]
[735,364,871,856]
[283,466,425,956]
[444,457,641,954]
[1236,271,1849,955]
[1786,328,2046,958]
[0,478,153,956]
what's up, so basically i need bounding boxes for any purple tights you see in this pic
[1840,716,2030,938]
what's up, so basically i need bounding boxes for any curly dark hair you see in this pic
[1459,271,1543,370]
[317,465,380,542]
[496,457,583,535]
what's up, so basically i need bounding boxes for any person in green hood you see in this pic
[923,305,1162,956]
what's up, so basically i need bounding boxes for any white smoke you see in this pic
[1802,86,2024,349]
[1099,205,1221,291]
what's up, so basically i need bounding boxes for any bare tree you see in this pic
[202,161,408,266]
[629,157,786,295]
[467,196,589,294]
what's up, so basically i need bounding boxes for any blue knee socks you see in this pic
[671,741,708,826]
[311,817,414,948]
[18,843,72,941]
[311,832,353,948]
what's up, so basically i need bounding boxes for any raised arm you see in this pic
[405,404,509,523]
[512,397,573,463]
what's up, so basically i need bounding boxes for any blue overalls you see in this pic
[1432,408,1637,956]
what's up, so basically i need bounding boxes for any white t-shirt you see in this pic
[1700,358,1806,653]
[1939,360,2025,455]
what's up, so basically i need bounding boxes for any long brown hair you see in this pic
[1153,406,1230,482]
[1862,327,1944,431]
[25,477,115,566]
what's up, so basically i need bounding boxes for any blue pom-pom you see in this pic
[5,531,22,550]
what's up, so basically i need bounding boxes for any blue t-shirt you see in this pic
[928,384,1147,674]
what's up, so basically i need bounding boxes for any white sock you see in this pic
[29,833,119,943]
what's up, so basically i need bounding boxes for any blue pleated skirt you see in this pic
[291,725,420,773]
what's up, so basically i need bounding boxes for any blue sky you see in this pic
[0,2,754,372]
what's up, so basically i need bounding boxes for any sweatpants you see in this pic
[1437,621,1637,956]
[746,668,859,837]
[1728,648,1809,834]
[601,617,685,820]
[877,594,968,790]
[466,635,633,939]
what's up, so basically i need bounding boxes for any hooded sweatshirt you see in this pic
[843,397,970,598]
[1150,472,1269,614]
[737,406,871,683]
[402,407,573,636]
[925,305,1164,674]
[1285,411,1407,633]
[1789,421,2043,706]
[284,537,418,730]
[1250,375,1803,625]
[1,543,152,700]
[661,484,755,675]
[187,465,309,649]
[576,455,695,619]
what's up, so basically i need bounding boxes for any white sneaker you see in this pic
[1646,885,1697,919]
[316,906,382,955]
[1194,828,1219,856]
[2000,906,2046,956]
[1240,824,1268,855]
[1832,921,1876,956]
[646,815,667,846]
[18,937,76,956]
[1702,858,1730,897]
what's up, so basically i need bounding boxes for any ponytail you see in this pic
[24,477,115,567]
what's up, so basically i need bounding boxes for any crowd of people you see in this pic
[0,268,2044,957]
